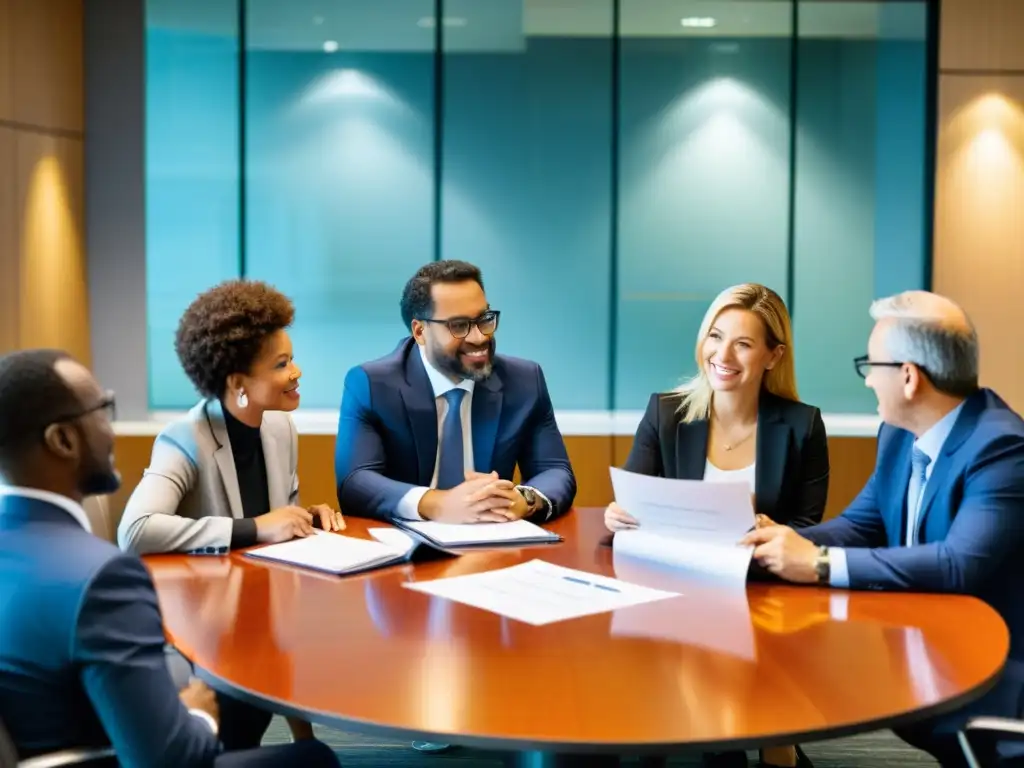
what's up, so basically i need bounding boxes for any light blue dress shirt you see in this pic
[829,402,965,588]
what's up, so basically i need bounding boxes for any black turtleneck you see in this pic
[222,404,269,549]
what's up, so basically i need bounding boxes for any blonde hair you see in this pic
[674,283,799,423]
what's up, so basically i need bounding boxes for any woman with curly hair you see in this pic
[117,280,342,747]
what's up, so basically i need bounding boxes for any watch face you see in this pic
[521,488,536,505]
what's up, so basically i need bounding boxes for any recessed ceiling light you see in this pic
[681,17,716,28]
[416,16,468,28]
[322,40,339,53]
[312,15,324,26]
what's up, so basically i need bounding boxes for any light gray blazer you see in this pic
[117,399,299,555]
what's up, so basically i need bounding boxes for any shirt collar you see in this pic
[0,485,93,533]
[418,345,475,400]
[914,401,966,465]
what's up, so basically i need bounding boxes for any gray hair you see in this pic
[869,292,979,398]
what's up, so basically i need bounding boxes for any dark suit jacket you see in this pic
[624,390,830,527]
[0,493,220,766]
[802,388,1024,730]
[335,337,576,521]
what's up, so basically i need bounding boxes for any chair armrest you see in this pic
[959,717,1024,768]
[965,717,1024,739]
[18,747,115,768]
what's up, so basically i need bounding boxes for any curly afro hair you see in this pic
[175,280,295,399]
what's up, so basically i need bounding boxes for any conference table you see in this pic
[145,509,1009,766]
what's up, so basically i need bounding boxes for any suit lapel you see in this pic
[261,421,287,509]
[754,398,789,518]
[913,394,981,543]
[205,400,244,520]
[675,420,709,480]
[472,372,503,473]
[890,448,912,547]
[402,347,440,486]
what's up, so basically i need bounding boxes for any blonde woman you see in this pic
[606,284,827,768]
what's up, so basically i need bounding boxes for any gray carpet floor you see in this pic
[265,717,940,766]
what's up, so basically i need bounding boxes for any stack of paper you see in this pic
[610,467,756,586]
[245,530,414,575]
[397,518,560,548]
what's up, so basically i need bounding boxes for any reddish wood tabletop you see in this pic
[144,509,1009,755]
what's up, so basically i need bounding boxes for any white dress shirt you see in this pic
[395,346,551,520]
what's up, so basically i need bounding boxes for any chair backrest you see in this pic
[81,496,116,544]
[0,716,19,768]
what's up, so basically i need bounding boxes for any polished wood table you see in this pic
[145,509,1008,764]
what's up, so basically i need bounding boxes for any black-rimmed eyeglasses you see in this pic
[853,355,929,380]
[418,310,500,340]
[51,391,117,426]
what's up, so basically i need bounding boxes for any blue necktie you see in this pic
[436,389,466,490]
[906,447,931,546]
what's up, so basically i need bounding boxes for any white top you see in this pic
[703,460,756,493]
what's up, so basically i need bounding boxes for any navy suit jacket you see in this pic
[335,337,576,521]
[802,388,1024,722]
[0,493,220,767]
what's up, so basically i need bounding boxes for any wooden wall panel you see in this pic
[0,0,12,121]
[933,76,1024,409]
[940,0,1024,72]
[10,0,83,131]
[108,434,879,532]
[0,0,86,359]
[15,131,90,364]
[0,127,16,353]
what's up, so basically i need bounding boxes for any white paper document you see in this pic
[398,518,560,548]
[245,530,410,575]
[609,467,756,585]
[403,559,678,625]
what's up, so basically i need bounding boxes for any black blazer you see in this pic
[624,390,830,528]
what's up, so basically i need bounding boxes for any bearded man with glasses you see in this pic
[335,259,575,531]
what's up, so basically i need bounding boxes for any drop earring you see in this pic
[237,389,248,409]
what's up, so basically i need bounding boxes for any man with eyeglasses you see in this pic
[335,259,576,528]
[0,349,339,767]
[741,291,1024,767]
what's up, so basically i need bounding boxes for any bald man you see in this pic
[742,291,1024,765]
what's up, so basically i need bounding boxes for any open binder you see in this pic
[393,518,562,549]
[244,528,459,576]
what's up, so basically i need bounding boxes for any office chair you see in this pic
[959,717,1024,767]
[0,716,115,768]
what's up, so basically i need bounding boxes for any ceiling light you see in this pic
[312,15,324,26]
[681,17,716,28]
[322,40,339,53]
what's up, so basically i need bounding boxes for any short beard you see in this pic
[431,338,495,382]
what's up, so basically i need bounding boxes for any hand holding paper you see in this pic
[609,467,757,586]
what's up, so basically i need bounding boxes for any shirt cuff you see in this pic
[518,486,553,521]
[396,486,430,520]
[829,547,850,588]
[189,708,219,736]
[230,518,258,549]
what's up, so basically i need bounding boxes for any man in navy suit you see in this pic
[335,259,576,525]
[0,349,339,768]
[744,291,1024,766]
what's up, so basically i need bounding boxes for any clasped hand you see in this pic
[421,471,528,524]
